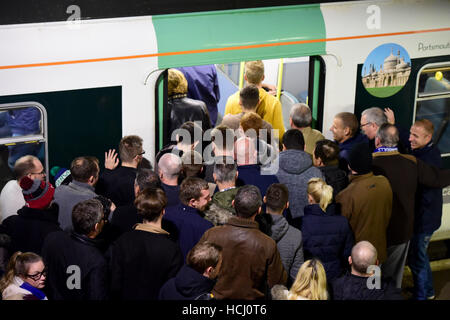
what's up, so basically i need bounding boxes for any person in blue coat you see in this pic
[159,241,222,300]
[301,178,354,282]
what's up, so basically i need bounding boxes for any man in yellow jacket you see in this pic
[224,60,285,140]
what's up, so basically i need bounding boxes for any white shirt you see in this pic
[0,180,25,223]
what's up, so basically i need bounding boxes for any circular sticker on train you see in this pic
[361,43,411,98]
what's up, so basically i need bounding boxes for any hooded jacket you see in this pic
[275,149,324,218]
[158,264,216,300]
[269,214,304,282]
[301,203,354,282]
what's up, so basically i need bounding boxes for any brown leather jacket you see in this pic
[199,215,287,300]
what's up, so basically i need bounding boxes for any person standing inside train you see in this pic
[225,60,285,140]
[178,65,221,127]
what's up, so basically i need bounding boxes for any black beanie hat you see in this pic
[348,142,372,174]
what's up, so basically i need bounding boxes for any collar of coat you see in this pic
[349,172,374,183]
[134,223,169,235]
[372,150,400,158]
[226,215,259,229]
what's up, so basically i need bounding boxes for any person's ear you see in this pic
[235,171,239,180]
[257,207,262,215]
[161,208,166,217]
[231,199,235,208]
[344,127,350,137]
[203,266,214,278]
[212,173,217,182]
[263,196,267,204]
[189,198,197,208]
[348,256,352,265]
[285,201,290,210]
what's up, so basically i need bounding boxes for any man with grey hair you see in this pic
[360,107,387,141]
[41,198,109,300]
[331,241,402,300]
[204,157,240,225]
[372,123,450,288]
[289,103,324,155]
[158,152,182,207]
[0,155,45,222]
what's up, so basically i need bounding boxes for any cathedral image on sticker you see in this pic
[362,48,411,89]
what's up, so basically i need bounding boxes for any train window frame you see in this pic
[0,102,49,179]
[153,56,326,155]
[413,62,450,157]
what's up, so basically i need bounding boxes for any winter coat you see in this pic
[168,96,211,138]
[158,264,216,300]
[331,272,403,300]
[337,133,369,172]
[41,231,108,300]
[318,164,349,199]
[203,187,240,226]
[411,142,443,234]
[301,203,354,282]
[199,216,287,300]
[269,214,304,282]
[163,204,213,261]
[107,223,183,300]
[237,164,279,198]
[161,183,181,208]
[96,166,137,207]
[372,150,450,246]
[275,149,324,218]
[2,276,48,300]
[335,172,392,263]
[0,203,61,255]
[54,181,97,231]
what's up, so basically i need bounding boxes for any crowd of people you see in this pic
[0,60,448,301]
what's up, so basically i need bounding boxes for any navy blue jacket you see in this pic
[236,164,279,197]
[337,133,369,171]
[301,203,354,282]
[163,204,213,262]
[411,142,443,234]
[158,264,215,300]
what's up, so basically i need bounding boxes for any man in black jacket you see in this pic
[159,241,222,300]
[331,241,402,300]
[41,198,108,300]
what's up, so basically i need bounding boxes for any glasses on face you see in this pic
[26,268,47,281]
[360,122,372,129]
[29,170,46,177]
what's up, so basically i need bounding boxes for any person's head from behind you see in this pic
[134,168,161,196]
[70,156,100,186]
[239,84,260,111]
[330,112,358,143]
[72,199,104,239]
[240,112,263,139]
[347,142,372,175]
[168,68,188,97]
[361,107,387,140]
[14,155,45,182]
[135,188,167,223]
[313,139,340,167]
[181,150,204,179]
[282,129,305,151]
[157,153,182,184]
[244,60,265,85]
[175,121,204,154]
[0,252,46,292]
[349,241,379,276]
[213,158,238,185]
[232,185,262,219]
[375,123,399,148]
[410,119,433,150]
[179,177,211,212]
[290,103,312,129]
[307,178,333,212]
[119,135,144,166]
[289,259,328,300]
[187,241,223,280]
[264,183,289,214]
[211,125,236,157]
[234,136,257,166]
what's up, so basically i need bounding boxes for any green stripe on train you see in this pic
[153,4,326,68]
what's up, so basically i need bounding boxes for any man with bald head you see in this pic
[158,153,182,208]
[289,103,324,155]
[331,241,402,300]
[234,136,278,198]
[372,123,450,288]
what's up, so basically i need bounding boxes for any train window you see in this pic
[414,64,450,156]
[0,102,48,183]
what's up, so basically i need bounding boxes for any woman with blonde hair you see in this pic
[301,178,354,282]
[0,251,48,300]
[288,259,328,300]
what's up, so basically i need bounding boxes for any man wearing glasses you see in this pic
[0,155,45,223]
